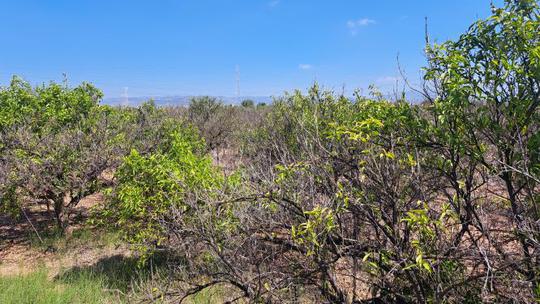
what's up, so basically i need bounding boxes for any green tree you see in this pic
[425,0,540,295]
[101,128,224,258]
[0,77,126,231]
[188,96,236,152]
[241,99,254,108]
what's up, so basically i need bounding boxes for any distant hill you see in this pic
[102,90,425,107]
[103,95,274,106]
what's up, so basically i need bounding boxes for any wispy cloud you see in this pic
[268,0,280,7]
[298,64,313,70]
[376,76,400,84]
[347,18,376,35]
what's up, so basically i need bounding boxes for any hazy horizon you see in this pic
[0,0,502,98]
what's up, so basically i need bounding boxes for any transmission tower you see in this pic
[122,87,129,106]
[235,65,240,103]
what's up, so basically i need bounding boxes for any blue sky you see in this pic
[0,0,502,98]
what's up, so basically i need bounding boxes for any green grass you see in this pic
[8,226,231,303]
[0,254,165,304]
[58,254,162,293]
[0,259,235,304]
[28,226,121,253]
[184,285,231,304]
[0,268,118,304]
[0,253,173,304]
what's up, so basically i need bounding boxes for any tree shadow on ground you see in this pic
[0,208,53,250]
[0,193,104,252]
[54,252,173,293]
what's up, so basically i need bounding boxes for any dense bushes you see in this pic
[187,96,236,152]
[102,129,224,257]
[0,0,538,302]
[0,78,118,229]
[238,89,458,302]
[0,83,181,231]
[99,1,538,302]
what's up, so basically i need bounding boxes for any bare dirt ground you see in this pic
[0,193,130,278]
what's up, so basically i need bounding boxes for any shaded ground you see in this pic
[0,193,131,278]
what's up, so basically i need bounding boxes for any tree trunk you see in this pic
[53,198,66,232]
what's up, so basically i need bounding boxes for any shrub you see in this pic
[240,99,254,108]
[187,96,236,152]
[0,78,124,230]
[101,128,224,258]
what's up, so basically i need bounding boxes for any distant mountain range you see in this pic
[103,95,274,106]
[102,91,425,107]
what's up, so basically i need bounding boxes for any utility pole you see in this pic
[122,87,129,106]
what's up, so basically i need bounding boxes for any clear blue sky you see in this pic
[0,0,501,98]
